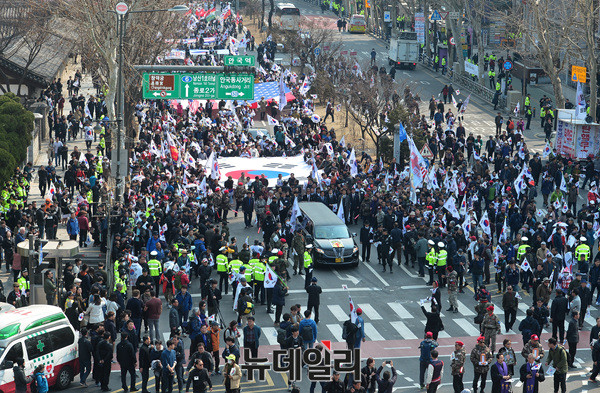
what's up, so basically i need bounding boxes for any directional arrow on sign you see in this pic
[185,84,190,97]
[225,91,245,97]
[153,91,171,97]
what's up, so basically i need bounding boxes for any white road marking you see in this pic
[390,321,418,340]
[360,304,383,320]
[261,327,280,345]
[328,304,349,321]
[363,260,391,286]
[456,300,476,316]
[454,318,481,336]
[364,322,385,341]
[326,323,344,342]
[388,302,413,319]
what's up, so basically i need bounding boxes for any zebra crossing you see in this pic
[251,300,600,344]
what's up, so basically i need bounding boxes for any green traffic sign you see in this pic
[142,73,255,100]
[224,55,255,66]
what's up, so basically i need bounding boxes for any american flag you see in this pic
[247,82,293,109]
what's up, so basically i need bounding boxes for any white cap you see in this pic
[150,251,158,256]
[428,240,435,245]
[437,242,445,248]
[522,236,528,242]
[580,236,587,242]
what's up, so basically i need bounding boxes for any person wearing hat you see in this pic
[306,275,322,324]
[451,341,466,392]
[415,231,429,278]
[517,237,530,263]
[222,352,242,393]
[575,236,591,272]
[470,336,492,393]
[291,228,306,276]
[482,304,501,354]
[436,242,447,287]
[324,370,345,393]
[426,240,437,285]
[6,282,22,307]
[418,331,438,389]
[303,244,314,289]
[522,333,545,364]
[359,221,374,262]
[17,269,30,295]
[216,247,230,295]
[447,265,459,313]
[43,270,56,306]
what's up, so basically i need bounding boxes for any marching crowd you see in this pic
[4,2,600,393]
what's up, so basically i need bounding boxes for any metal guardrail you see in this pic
[419,55,506,109]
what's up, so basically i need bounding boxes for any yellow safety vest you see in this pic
[243,263,253,282]
[114,276,127,294]
[436,250,447,267]
[216,254,228,272]
[17,277,29,291]
[426,248,437,266]
[575,244,590,262]
[517,244,530,261]
[268,255,278,264]
[147,259,162,276]
[229,259,243,275]
[253,261,265,281]
[304,252,313,268]
[525,97,530,106]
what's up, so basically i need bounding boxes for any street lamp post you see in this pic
[111,2,188,202]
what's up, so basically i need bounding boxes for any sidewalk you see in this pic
[29,58,103,245]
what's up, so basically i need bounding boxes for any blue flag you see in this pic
[398,122,407,142]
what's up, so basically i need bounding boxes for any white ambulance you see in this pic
[0,305,78,393]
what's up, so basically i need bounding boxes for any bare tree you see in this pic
[565,0,599,118]
[47,0,184,132]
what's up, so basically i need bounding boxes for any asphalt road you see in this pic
[58,3,587,393]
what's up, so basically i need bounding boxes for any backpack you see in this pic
[301,324,313,342]
[242,301,254,315]
[151,359,162,372]
[276,328,287,344]
[342,319,358,342]
[30,375,38,393]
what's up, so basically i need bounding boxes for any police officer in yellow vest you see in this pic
[148,250,162,293]
[251,256,266,304]
[524,94,531,109]
[441,57,447,75]
[216,246,230,295]
[540,107,546,128]
[426,240,437,285]
[517,237,530,262]
[434,55,439,72]
[303,244,314,289]
[436,242,447,288]
[17,269,30,293]
[229,255,244,300]
[495,81,501,92]
[489,70,496,89]
[526,106,533,130]
[575,237,591,270]
[115,272,128,296]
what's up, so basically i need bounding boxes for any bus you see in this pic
[274,3,300,31]
[349,14,366,33]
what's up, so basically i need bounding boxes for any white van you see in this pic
[0,306,78,393]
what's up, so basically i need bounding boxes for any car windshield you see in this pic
[314,225,349,239]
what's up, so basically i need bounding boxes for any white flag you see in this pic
[278,73,287,111]
[264,264,278,288]
[337,198,345,222]
[576,81,587,120]
[443,196,460,219]
[347,149,358,177]
[479,210,491,236]
[267,115,280,126]
[289,197,302,231]
[339,135,346,147]
[560,172,568,193]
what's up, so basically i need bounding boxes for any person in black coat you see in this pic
[306,277,322,323]
[78,328,94,386]
[272,281,286,324]
[13,357,31,393]
[550,289,569,342]
[116,332,137,392]
[519,353,545,393]
[421,305,444,341]
[324,371,345,393]
[139,336,153,393]
[186,358,213,393]
[518,309,541,345]
[375,362,397,393]
[96,332,114,391]
[359,222,373,262]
